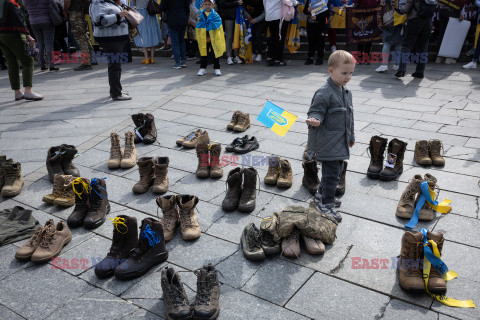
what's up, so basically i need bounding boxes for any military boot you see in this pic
[241,223,265,261]
[426,231,447,294]
[52,176,75,207]
[209,142,223,179]
[108,132,123,169]
[196,143,210,178]
[259,219,281,255]
[302,235,325,255]
[176,129,202,147]
[302,159,320,196]
[132,157,155,194]
[84,178,110,229]
[428,140,445,167]
[396,175,423,219]
[193,264,221,320]
[183,130,210,149]
[15,225,46,261]
[227,110,241,130]
[414,140,432,166]
[31,220,71,263]
[233,111,250,132]
[238,167,258,213]
[153,157,169,194]
[277,159,293,188]
[0,156,13,191]
[161,267,192,320]
[67,177,91,228]
[156,195,179,241]
[95,215,138,278]
[46,146,64,183]
[367,136,388,179]
[42,174,68,204]
[282,228,301,258]
[222,168,243,212]
[398,231,425,292]
[114,218,168,280]
[131,113,146,144]
[415,174,437,221]
[379,138,407,181]
[335,161,347,196]
[59,144,80,177]
[121,131,137,169]
[177,195,201,240]
[2,162,25,196]
[143,113,157,144]
[264,155,279,185]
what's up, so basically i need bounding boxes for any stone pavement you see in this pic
[0,58,479,320]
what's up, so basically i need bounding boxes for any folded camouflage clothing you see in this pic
[260,202,338,245]
[0,206,39,246]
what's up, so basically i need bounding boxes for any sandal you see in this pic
[24,92,44,101]
[14,92,24,101]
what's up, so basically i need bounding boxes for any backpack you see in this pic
[281,0,296,22]
[416,0,438,18]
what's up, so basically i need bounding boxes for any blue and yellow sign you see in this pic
[257,101,298,137]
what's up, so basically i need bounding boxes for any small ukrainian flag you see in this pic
[257,101,298,137]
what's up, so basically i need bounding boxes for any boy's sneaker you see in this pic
[215,69,221,76]
[227,57,233,65]
[197,68,206,76]
[316,202,342,222]
[193,264,221,320]
[375,65,388,72]
[463,62,477,69]
[234,56,242,64]
[255,54,262,62]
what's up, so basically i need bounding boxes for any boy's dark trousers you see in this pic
[398,17,432,74]
[186,39,197,58]
[318,160,343,204]
[200,42,220,69]
[306,20,326,58]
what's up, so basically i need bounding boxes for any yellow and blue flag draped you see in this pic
[196,9,226,58]
[330,0,353,28]
[297,0,307,28]
[233,7,253,63]
[257,101,298,137]
[285,14,301,53]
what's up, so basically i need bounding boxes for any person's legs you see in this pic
[150,47,155,60]
[69,11,93,64]
[319,160,342,205]
[381,42,392,65]
[435,7,450,54]
[266,20,279,61]
[178,26,187,64]
[0,47,7,68]
[414,18,432,74]
[252,20,265,55]
[168,27,181,66]
[316,19,327,60]
[328,27,336,47]
[224,20,235,57]
[472,43,480,62]
[43,23,56,68]
[142,47,148,60]
[98,39,127,98]
[31,24,46,68]
[306,22,316,59]
[398,18,422,73]
[276,22,288,62]
[0,33,34,92]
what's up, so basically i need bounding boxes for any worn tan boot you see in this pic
[209,142,223,178]
[396,175,423,218]
[152,157,169,194]
[1,162,24,197]
[302,234,325,255]
[282,228,301,258]
[31,220,72,263]
[414,140,432,166]
[156,195,179,241]
[426,231,447,294]
[416,173,437,221]
[183,130,210,149]
[196,143,210,178]
[233,112,250,132]
[398,231,425,292]
[53,176,75,207]
[132,157,155,194]
[0,156,13,191]
[227,110,241,130]
[108,132,123,169]
[121,131,137,169]
[429,140,445,167]
[15,225,46,261]
[176,129,202,147]
[264,155,279,185]
[177,195,201,240]
[42,174,70,204]
[277,159,293,188]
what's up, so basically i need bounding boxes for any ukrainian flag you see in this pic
[257,101,298,137]
[330,0,353,29]
[233,7,253,63]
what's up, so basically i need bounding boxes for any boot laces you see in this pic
[168,282,188,307]
[230,111,239,123]
[109,219,129,257]
[89,178,107,210]
[403,184,419,201]
[131,224,161,261]
[279,162,290,179]
[194,269,221,306]
[39,227,56,249]
[111,136,122,158]
[368,144,385,166]
[429,140,443,157]
[180,212,194,228]
[247,229,262,251]
[418,142,429,158]
[4,170,19,185]
[26,228,44,247]
[260,230,276,248]
[73,178,90,200]
[124,134,134,158]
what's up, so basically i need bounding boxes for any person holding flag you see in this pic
[303,0,330,65]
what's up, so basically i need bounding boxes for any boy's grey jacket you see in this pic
[89,0,129,38]
[307,77,355,161]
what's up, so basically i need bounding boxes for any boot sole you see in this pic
[367,171,380,179]
[379,167,403,181]
[233,125,250,132]
[238,205,255,213]
[31,233,72,263]
[1,182,24,197]
[193,308,220,320]
[83,204,111,230]
[114,251,169,280]
[233,143,259,154]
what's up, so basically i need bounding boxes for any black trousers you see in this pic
[398,17,432,73]
[306,20,326,58]
[186,39,197,58]
[266,20,288,61]
[97,38,128,98]
[251,20,265,55]
[200,42,220,69]
[318,160,343,204]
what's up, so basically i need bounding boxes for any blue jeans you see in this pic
[168,26,186,65]
[473,44,480,62]
[31,22,55,68]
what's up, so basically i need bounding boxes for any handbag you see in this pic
[49,0,65,27]
[147,0,162,16]
[121,4,144,27]
[25,41,39,62]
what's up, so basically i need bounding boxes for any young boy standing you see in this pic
[306,50,356,222]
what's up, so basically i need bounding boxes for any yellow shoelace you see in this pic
[110,217,128,234]
[72,178,90,199]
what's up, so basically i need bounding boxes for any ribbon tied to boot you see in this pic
[141,224,161,247]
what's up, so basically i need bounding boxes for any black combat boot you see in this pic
[67,177,90,228]
[161,267,192,320]
[60,144,80,177]
[302,159,320,196]
[95,215,138,278]
[84,178,110,229]
[131,113,146,144]
[367,136,388,179]
[238,167,258,213]
[46,146,64,183]
[379,138,407,181]
[222,168,243,212]
[193,263,221,320]
[114,218,168,280]
[143,113,157,144]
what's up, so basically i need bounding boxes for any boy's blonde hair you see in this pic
[328,50,355,68]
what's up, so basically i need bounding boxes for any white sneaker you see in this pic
[215,69,221,76]
[393,64,399,71]
[444,58,456,64]
[331,45,337,52]
[234,56,243,64]
[255,54,262,62]
[435,56,445,64]
[227,57,233,65]
[463,61,477,69]
[375,65,388,72]
[197,68,206,76]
